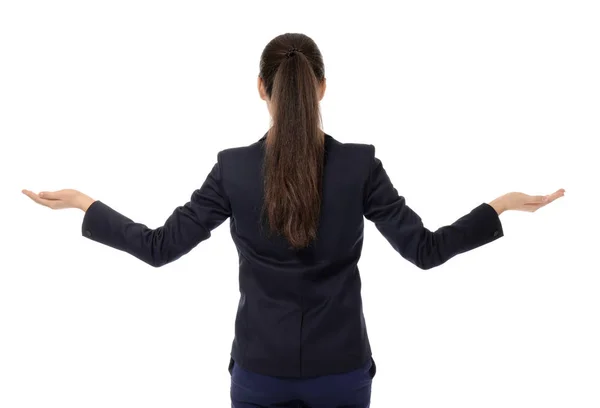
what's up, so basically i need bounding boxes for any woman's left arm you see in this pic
[22,156,231,267]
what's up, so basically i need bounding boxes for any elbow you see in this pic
[146,228,172,268]
[150,259,168,268]
[416,260,438,270]
[414,238,445,270]
[416,256,452,270]
[139,255,167,268]
[144,249,170,268]
[404,230,443,270]
[413,251,444,270]
[411,247,437,270]
[148,251,172,268]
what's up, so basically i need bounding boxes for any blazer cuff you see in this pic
[81,200,120,244]
[471,202,504,244]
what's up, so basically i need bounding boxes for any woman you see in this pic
[23,33,564,407]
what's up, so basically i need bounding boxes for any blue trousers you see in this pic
[229,357,375,408]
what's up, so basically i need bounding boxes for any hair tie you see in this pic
[285,47,300,58]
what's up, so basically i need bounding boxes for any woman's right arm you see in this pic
[363,148,564,270]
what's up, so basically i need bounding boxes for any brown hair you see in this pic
[259,33,326,250]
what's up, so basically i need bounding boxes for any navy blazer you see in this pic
[81,130,503,378]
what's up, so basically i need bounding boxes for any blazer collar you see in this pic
[258,130,331,143]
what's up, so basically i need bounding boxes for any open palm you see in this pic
[505,188,566,212]
[21,189,95,211]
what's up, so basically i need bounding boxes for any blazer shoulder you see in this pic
[326,134,374,163]
[218,138,263,159]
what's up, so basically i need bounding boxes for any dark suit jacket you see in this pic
[81,130,503,378]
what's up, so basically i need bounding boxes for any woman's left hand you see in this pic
[22,189,96,211]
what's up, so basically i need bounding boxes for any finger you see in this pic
[526,190,565,210]
[545,190,565,204]
[527,195,548,204]
[22,190,59,208]
[22,189,43,203]
[546,188,565,198]
[39,190,64,200]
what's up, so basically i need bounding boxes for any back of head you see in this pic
[259,33,326,250]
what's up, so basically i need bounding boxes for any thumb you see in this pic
[528,195,548,204]
[39,190,62,200]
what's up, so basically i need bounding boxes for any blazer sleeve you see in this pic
[363,145,503,270]
[80,153,231,267]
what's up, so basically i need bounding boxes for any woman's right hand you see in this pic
[489,188,565,215]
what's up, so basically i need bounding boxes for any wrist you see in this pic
[489,195,507,215]
[77,194,96,212]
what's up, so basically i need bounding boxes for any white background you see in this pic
[1,0,598,407]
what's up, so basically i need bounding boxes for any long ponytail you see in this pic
[259,34,325,249]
